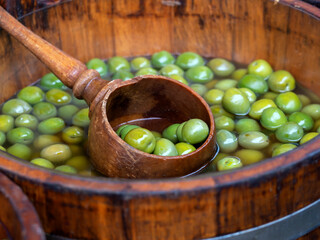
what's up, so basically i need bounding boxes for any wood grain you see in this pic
[0,172,45,240]
[0,0,319,239]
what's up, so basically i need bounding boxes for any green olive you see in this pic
[235,118,261,134]
[222,88,250,115]
[124,128,156,153]
[272,143,297,157]
[262,92,278,100]
[175,142,196,155]
[249,99,277,120]
[33,134,61,150]
[86,58,108,77]
[153,138,178,156]
[38,117,65,134]
[40,143,72,164]
[40,73,66,90]
[181,119,209,145]
[297,94,311,107]
[30,158,55,169]
[216,129,238,153]
[151,131,162,140]
[15,114,38,130]
[72,108,90,128]
[0,131,5,146]
[169,74,188,85]
[55,165,77,174]
[0,146,6,151]
[131,57,151,71]
[46,89,72,106]
[159,64,184,77]
[190,84,208,96]
[176,122,186,142]
[238,74,268,94]
[275,122,304,143]
[7,143,32,160]
[217,156,243,171]
[247,59,273,79]
[66,155,91,171]
[32,102,57,121]
[185,66,214,84]
[210,105,234,119]
[17,86,45,105]
[275,92,302,114]
[120,125,140,140]
[207,58,235,77]
[162,123,180,143]
[112,70,134,81]
[0,115,14,133]
[116,124,129,136]
[239,88,257,104]
[151,51,175,69]
[205,80,218,89]
[58,105,79,123]
[300,132,319,145]
[2,99,32,117]
[204,89,224,105]
[135,67,158,76]
[214,116,235,131]
[260,107,287,131]
[231,68,247,81]
[268,70,295,93]
[214,79,238,91]
[301,104,320,120]
[71,96,88,108]
[234,149,264,165]
[175,52,205,70]
[108,56,131,74]
[7,127,34,144]
[288,112,314,132]
[238,131,269,150]
[62,126,85,144]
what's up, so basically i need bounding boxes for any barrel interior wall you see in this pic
[0,0,319,103]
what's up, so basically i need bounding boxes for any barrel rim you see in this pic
[0,0,319,197]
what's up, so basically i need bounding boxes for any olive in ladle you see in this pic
[0,6,216,178]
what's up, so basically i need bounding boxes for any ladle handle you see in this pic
[0,6,99,91]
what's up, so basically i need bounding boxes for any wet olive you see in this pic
[153,138,178,156]
[275,122,304,143]
[17,86,45,105]
[222,88,250,115]
[207,58,235,77]
[275,92,302,114]
[247,59,273,79]
[216,129,238,153]
[268,70,295,93]
[260,107,287,131]
[217,156,243,171]
[40,143,72,164]
[238,131,269,150]
[151,51,175,69]
[2,99,32,117]
[33,102,57,121]
[86,58,108,77]
[175,142,196,155]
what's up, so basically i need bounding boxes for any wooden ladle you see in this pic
[0,6,217,179]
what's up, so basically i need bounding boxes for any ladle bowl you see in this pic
[0,6,216,178]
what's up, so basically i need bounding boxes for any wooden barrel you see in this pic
[0,172,45,240]
[0,0,319,239]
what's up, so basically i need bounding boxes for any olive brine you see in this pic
[0,51,319,176]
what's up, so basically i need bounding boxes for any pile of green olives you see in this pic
[0,51,319,176]
[116,119,209,156]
